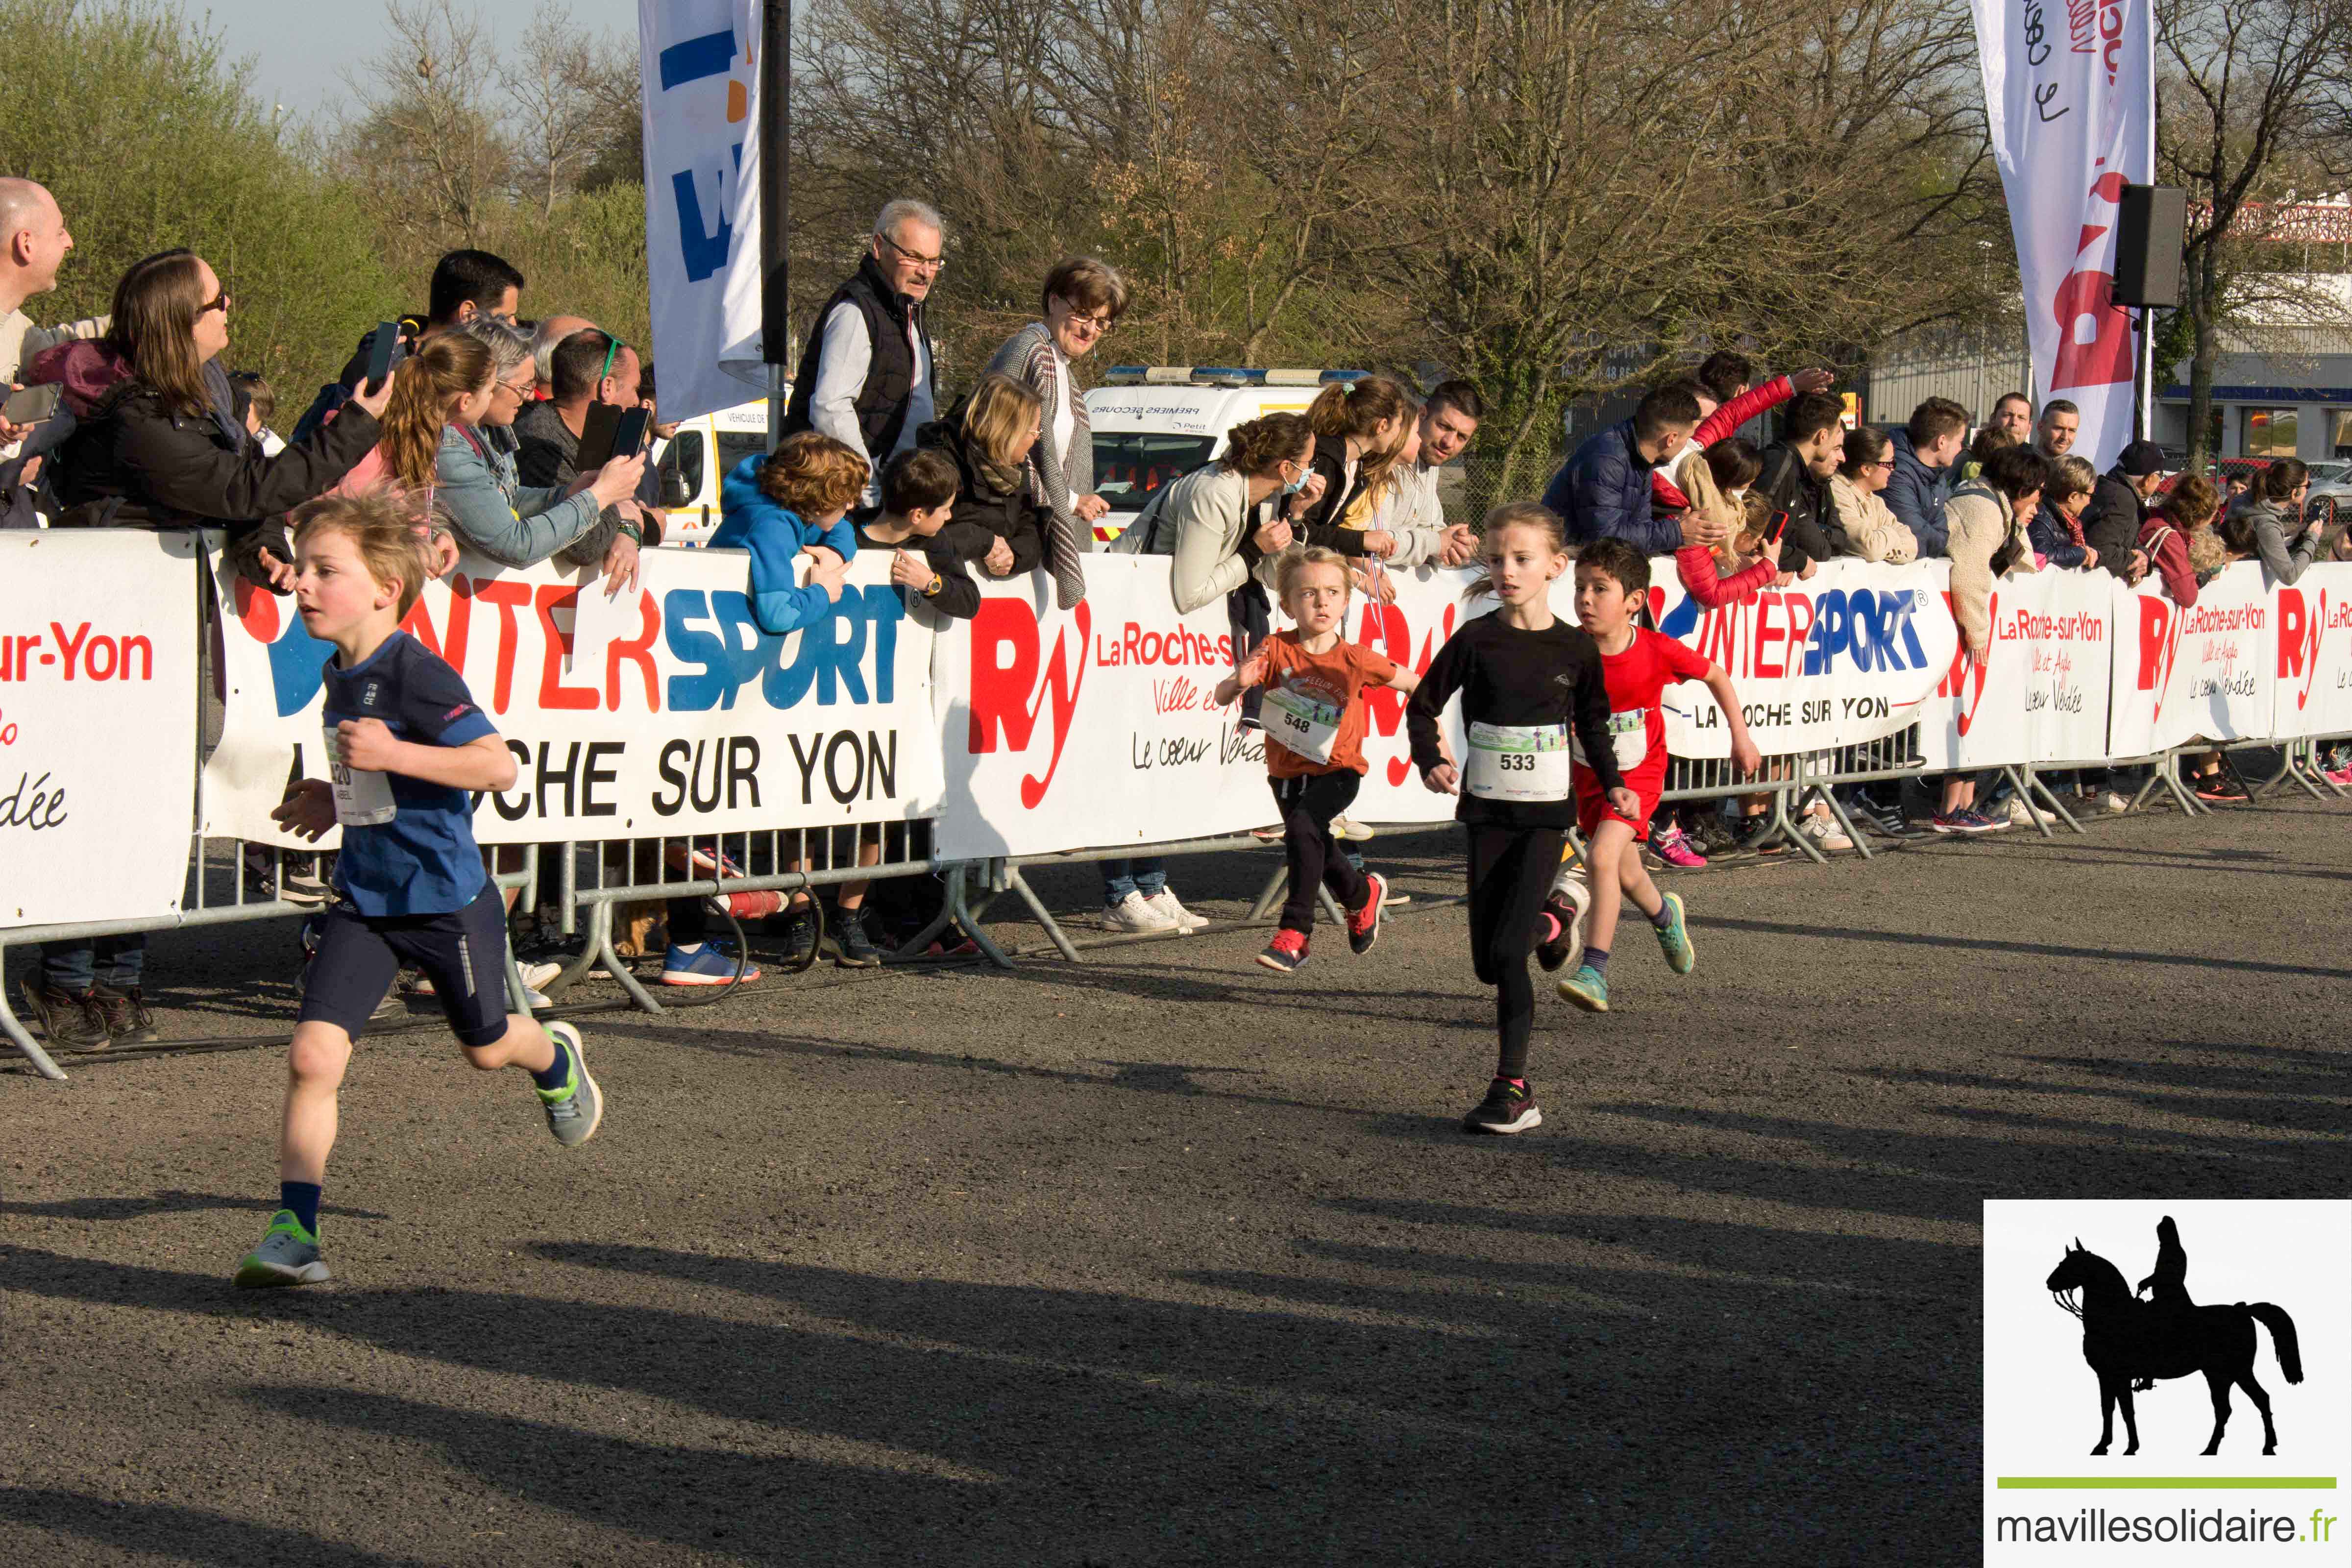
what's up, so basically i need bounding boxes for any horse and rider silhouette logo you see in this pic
[2046,1215,2304,1457]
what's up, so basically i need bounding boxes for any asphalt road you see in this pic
[4,795,2348,1565]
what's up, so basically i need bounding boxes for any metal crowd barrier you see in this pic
[0,839,543,1083]
[11,731,2351,1081]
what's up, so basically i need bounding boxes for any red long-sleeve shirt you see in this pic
[1651,375,1797,511]
[1674,545,1775,609]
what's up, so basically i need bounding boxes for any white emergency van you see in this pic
[652,397,776,544]
[1082,367,1365,543]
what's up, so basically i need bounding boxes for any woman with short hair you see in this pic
[981,256,1130,607]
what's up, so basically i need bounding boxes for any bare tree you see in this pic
[2157,0,2352,464]
[503,0,602,217]
[335,0,514,246]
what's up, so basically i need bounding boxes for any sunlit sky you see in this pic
[205,0,644,125]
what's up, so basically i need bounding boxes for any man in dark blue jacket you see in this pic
[1883,396,1968,556]
[1541,383,1711,554]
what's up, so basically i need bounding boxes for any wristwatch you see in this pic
[924,572,943,597]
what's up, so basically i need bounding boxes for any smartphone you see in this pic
[1764,508,1791,546]
[574,401,626,471]
[2,383,61,424]
[610,406,651,461]
[363,321,401,392]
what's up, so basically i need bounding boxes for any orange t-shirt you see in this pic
[1257,629,1398,778]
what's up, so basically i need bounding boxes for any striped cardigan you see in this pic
[983,320,1094,552]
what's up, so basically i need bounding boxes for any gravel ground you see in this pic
[4,794,2347,1566]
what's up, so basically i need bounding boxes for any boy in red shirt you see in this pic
[1558,538,1761,1011]
[1218,546,1421,972]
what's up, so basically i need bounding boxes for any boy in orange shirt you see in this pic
[1217,547,1421,971]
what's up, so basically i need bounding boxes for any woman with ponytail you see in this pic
[1296,376,1411,561]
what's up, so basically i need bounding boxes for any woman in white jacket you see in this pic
[1102,412,1322,931]
[1931,443,2050,833]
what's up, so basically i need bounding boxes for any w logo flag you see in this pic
[639,0,766,425]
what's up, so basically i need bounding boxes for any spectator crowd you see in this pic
[4,178,2344,1053]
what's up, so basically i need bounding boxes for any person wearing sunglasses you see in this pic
[31,248,392,571]
[780,197,941,514]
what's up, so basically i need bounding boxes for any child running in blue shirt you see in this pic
[241,492,602,1288]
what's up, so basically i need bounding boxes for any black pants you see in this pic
[1466,824,1566,1080]
[1272,771,1368,935]
[298,882,512,1047]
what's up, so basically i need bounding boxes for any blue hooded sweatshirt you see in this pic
[707,452,860,634]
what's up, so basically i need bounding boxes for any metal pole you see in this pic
[760,0,791,452]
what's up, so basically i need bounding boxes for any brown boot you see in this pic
[18,976,111,1050]
[91,982,160,1044]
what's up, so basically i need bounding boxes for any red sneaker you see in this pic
[1256,928,1309,973]
[1347,872,1387,955]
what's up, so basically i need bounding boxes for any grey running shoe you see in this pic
[234,1210,330,1288]
[537,1021,603,1148]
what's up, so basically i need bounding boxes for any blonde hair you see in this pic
[759,431,872,517]
[1463,502,1566,601]
[379,334,494,491]
[1275,545,1352,606]
[963,372,1045,470]
[2053,454,2098,508]
[291,490,431,616]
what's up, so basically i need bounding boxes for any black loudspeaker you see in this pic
[2114,185,2187,308]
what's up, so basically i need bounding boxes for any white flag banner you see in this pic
[639,0,766,425]
[1973,0,2154,467]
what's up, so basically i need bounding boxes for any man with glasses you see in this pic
[783,198,942,510]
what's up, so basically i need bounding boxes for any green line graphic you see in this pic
[1997,1477,2339,1490]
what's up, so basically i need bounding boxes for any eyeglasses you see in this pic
[196,290,232,318]
[878,232,946,274]
[492,375,534,400]
[1060,304,1113,339]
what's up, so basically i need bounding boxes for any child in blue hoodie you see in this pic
[709,432,868,633]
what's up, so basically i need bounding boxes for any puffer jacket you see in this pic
[1883,429,1953,556]
[29,337,378,582]
[1944,479,2037,652]
[1829,472,1918,564]
[1541,418,1674,553]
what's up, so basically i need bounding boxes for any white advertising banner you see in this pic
[2269,562,2352,740]
[201,542,941,847]
[931,558,1494,860]
[638,0,765,425]
[2107,563,2274,756]
[1652,557,1960,759]
[0,532,197,927]
[1972,0,2154,466]
[1919,567,2117,768]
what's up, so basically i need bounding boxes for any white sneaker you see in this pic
[1798,812,1853,853]
[2102,791,2129,814]
[1144,888,1209,932]
[1102,891,1177,933]
[518,960,564,991]
[2005,796,2051,828]
[1329,815,1375,842]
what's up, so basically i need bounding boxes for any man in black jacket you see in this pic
[1754,391,1847,568]
[292,249,525,442]
[783,198,941,511]
[2080,439,2165,582]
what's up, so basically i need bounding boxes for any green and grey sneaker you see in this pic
[1556,964,1610,1013]
[1652,890,1695,975]
[536,1021,603,1148]
[234,1210,330,1288]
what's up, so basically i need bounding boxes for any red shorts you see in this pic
[1573,769,1662,841]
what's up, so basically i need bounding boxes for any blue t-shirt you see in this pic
[320,631,499,917]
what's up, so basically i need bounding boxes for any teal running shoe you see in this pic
[1653,891,1695,975]
[537,1021,603,1148]
[1556,965,1610,1012]
[234,1210,329,1288]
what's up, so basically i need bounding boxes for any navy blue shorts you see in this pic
[298,882,513,1048]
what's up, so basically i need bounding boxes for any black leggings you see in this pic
[1271,771,1368,934]
[1466,825,1566,1079]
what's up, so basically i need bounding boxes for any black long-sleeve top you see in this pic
[1405,613,1625,828]
[856,521,980,619]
